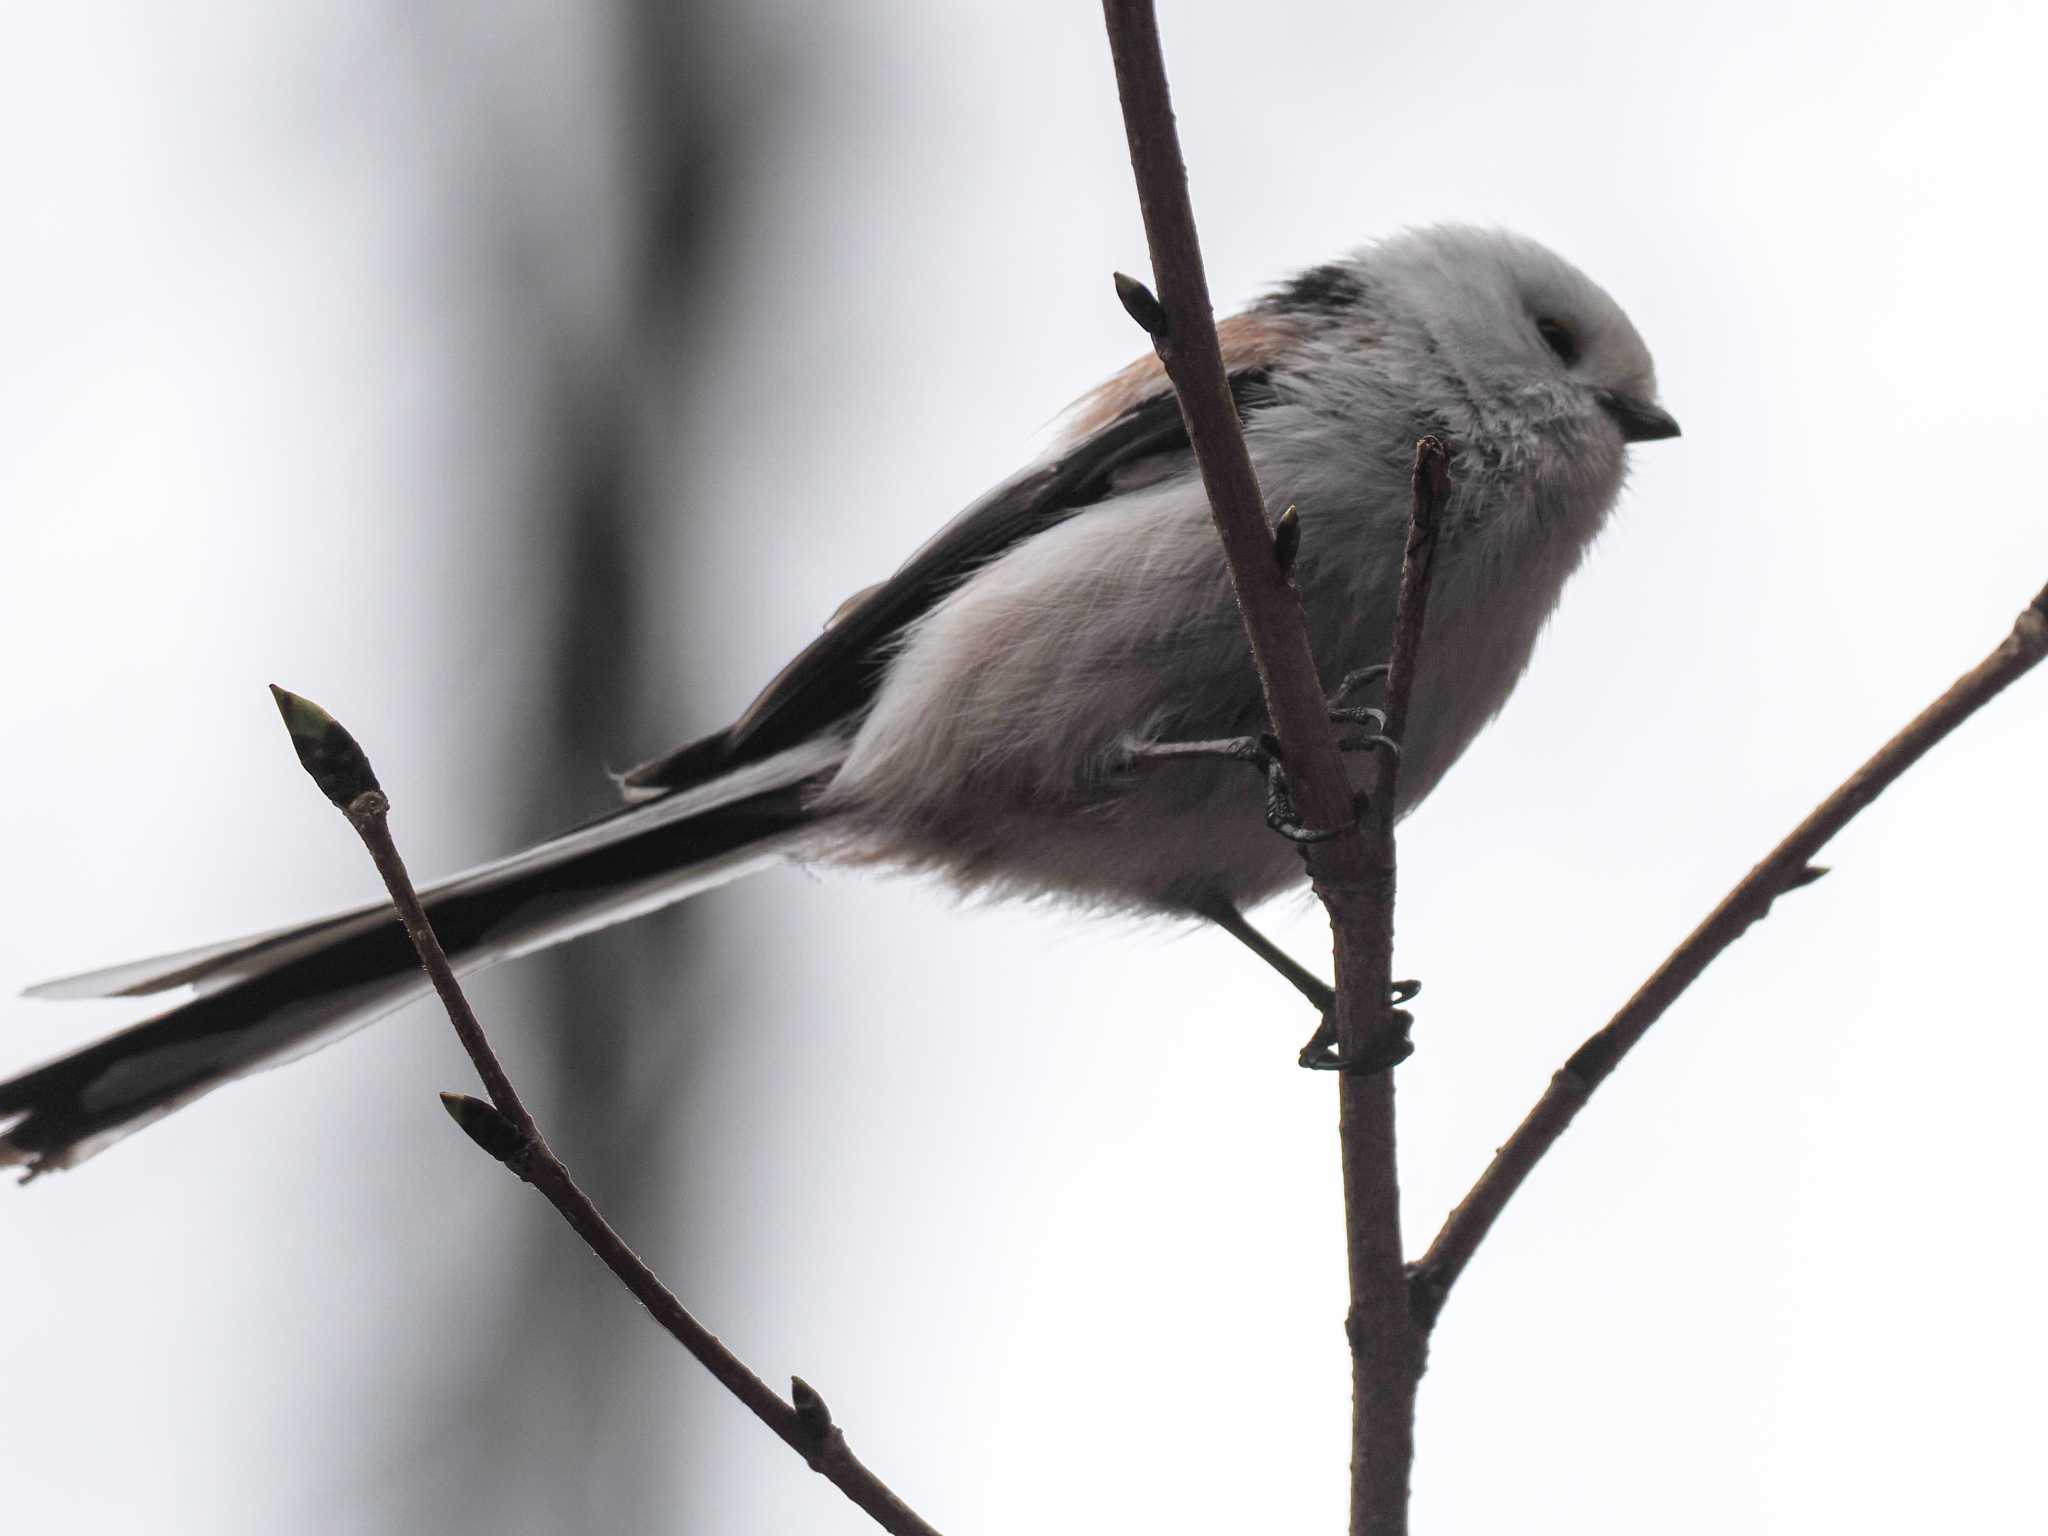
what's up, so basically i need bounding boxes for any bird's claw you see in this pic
[1331,664,1391,706]
[1125,731,1348,843]
[1232,733,1341,844]
[1328,666,1401,761]
[1124,662,1404,844]
[1295,979,1422,1074]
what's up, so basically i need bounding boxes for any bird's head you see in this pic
[1373,225,1680,450]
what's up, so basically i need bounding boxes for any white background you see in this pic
[3,2,2045,1531]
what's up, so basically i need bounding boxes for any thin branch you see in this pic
[1098,2,1360,861]
[270,687,944,1536]
[1373,446,1449,762]
[1411,580,2048,1322]
[1331,441,1447,1534]
[1099,6,1433,1530]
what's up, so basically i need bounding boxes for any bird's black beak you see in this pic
[1598,390,1681,443]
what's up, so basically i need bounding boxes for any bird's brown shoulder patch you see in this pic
[1060,311,1302,444]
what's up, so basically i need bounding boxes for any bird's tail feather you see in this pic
[1,739,842,1177]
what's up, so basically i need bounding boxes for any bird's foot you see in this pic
[1195,899,1421,1076]
[1125,732,1340,843]
[1124,668,1401,843]
[1327,664,1401,761]
[1296,979,1421,1074]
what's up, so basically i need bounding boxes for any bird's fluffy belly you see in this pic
[815,479,1294,909]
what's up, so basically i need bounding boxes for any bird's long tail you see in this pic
[0,739,843,1177]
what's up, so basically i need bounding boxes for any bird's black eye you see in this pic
[1535,317,1579,368]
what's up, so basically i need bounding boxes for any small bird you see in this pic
[2,226,1678,1174]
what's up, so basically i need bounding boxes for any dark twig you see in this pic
[1410,581,2048,1324]
[1098,11,1362,862]
[1100,6,1440,1529]
[1372,446,1448,763]
[1327,440,1446,1534]
[270,687,943,1536]
[1319,439,1447,1062]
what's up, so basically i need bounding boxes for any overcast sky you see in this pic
[4,3,2045,1532]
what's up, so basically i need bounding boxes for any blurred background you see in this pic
[3,2,2045,1531]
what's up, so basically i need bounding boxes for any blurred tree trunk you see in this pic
[381,7,791,1530]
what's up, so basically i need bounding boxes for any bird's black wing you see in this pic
[621,366,1280,794]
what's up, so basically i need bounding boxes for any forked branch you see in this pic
[1101,4,1440,1531]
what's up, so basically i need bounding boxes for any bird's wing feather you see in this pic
[621,317,1301,797]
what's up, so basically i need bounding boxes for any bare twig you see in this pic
[1330,441,1448,1528]
[1097,8,1358,861]
[1411,581,2048,1322]
[270,686,944,1536]
[1099,5,1434,1530]
[1372,447,1449,764]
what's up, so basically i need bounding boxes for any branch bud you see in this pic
[1273,504,1301,578]
[269,684,381,810]
[791,1376,833,1442]
[1112,270,1169,338]
[438,1091,527,1165]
